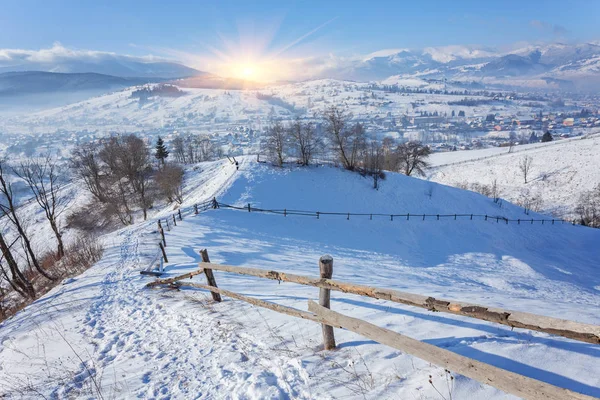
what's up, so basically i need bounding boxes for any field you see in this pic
[428,132,600,218]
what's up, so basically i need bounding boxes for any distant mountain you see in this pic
[479,53,550,77]
[0,57,203,79]
[336,45,496,81]
[328,42,600,90]
[0,71,158,97]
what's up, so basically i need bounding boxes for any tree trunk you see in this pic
[0,234,35,298]
[12,217,54,281]
[49,217,65,258]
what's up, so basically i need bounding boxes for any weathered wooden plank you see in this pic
[308,301,595,400]
[140,270,163,277]
[146,269,204,287]
[175,281,324,324]
[201,263,600,344]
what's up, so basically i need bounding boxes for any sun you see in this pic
[222,59,282,82]
[242,66,254,77]
[232,63,258,80]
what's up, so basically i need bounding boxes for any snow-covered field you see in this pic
[0,157,599,399]
[428,132,600,218]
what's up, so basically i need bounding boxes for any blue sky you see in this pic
[0,0,598,80]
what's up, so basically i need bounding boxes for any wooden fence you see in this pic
[146,253,599,400]
[140,199,216,276]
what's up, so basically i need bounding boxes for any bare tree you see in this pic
[263,121,287,166]
[516,188,543,214]
[395,142,431,176]
[15,155,68,258]
[169,134,221,164]
[0,160,54,281]
[323,106,352,169]
[99,135,154,221]
[71,142,106,202]
[491,178,502,204]
[381,137,398,171]
[289,118,321,166]
[122,135,154,220]
[363,141,385,189]
[519,155,533,184]
[575,184,600,227]
[186,135,220,163]
[155,164,184,204]
[348,123,367,170]
[0,233,35,299]
[97,137,134,224]
[172,136,187,163]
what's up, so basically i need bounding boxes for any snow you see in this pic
[0,77,563,136]
[428,133,600,218]
[1,157,599,399]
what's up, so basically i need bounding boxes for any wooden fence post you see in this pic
[318,255,336,350]
[178,209,182,220]
[200,249,222,302]
[158,242,168,263]
[173,214,177,226]
[159,226,166,247]
[165,218,170,231]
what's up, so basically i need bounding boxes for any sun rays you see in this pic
[167,16,337,82]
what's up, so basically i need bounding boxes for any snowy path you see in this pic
[0,218,319,399]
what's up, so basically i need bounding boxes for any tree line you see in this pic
[69,134,187,228]
[0,131,220,317]
[0,154,103,312]
[261,106,431,189]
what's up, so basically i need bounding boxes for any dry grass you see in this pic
[0,235,104,324]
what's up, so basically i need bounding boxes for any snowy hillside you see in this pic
[0,78,557,135]
[428,133,600,218]
[1,158,598,399]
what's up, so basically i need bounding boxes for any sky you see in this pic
[1,0,599,81]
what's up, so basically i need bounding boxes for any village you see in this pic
[1,93,598,161]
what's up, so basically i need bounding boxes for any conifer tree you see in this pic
[154,136,169,167]
[541,131,553,143]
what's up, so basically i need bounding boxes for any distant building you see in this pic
[412,115,444,127]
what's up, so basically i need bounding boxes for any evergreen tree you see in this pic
[154,136,169,166]
[541,131,553,143]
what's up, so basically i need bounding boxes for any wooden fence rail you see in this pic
[307,301,594,400]
[191,262,600,345]
[147,254,599,400]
